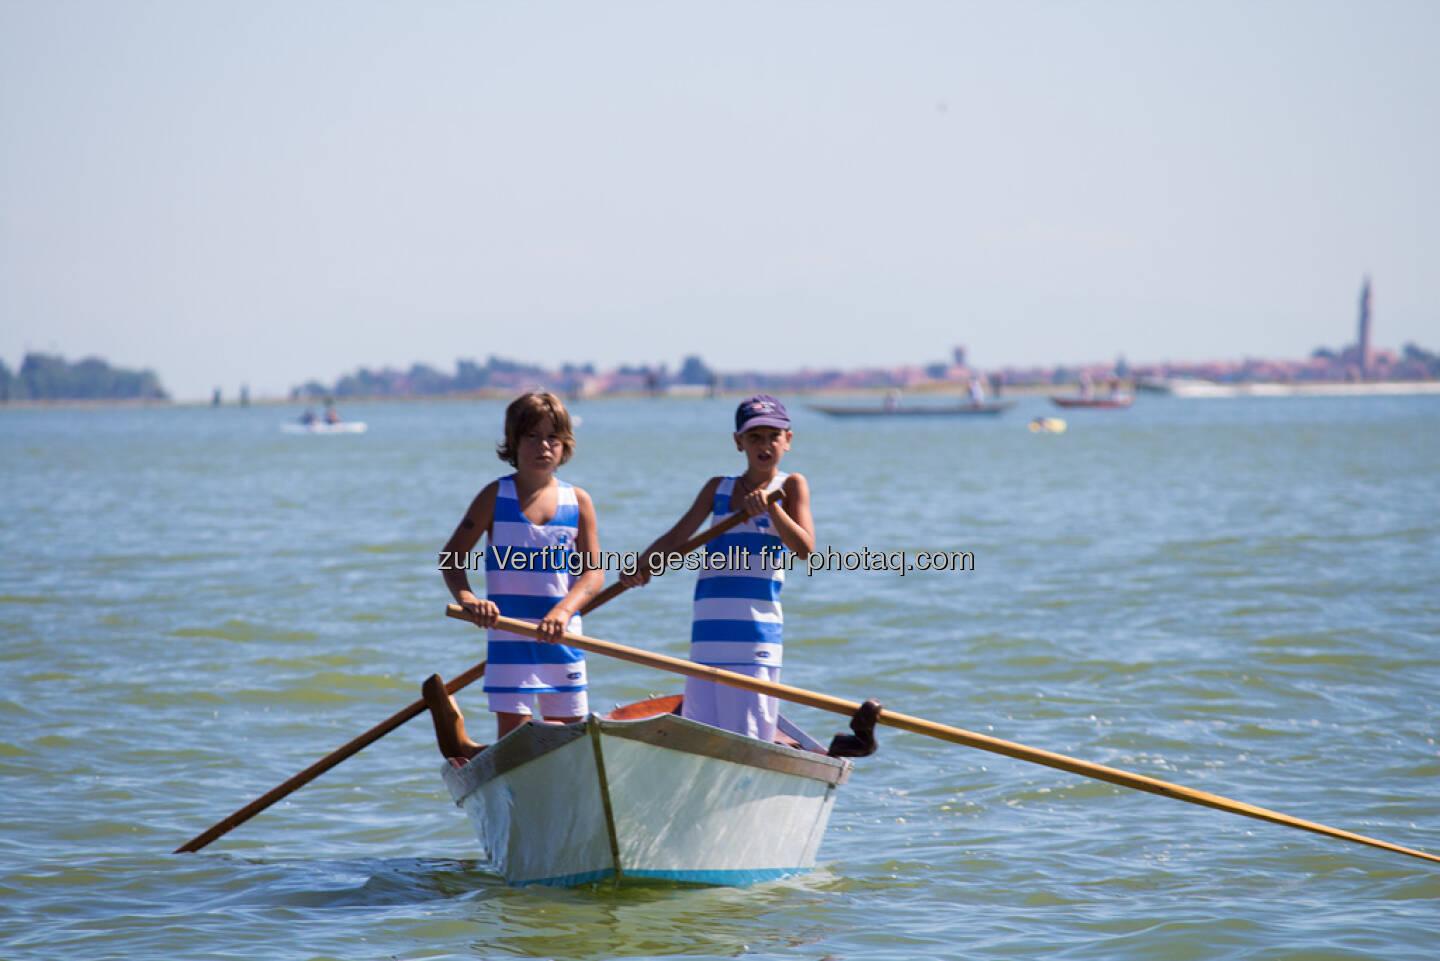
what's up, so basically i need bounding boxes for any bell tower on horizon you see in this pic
[1357,276,1372,379]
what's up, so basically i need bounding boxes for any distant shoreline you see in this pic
[0,397,177,410]
[1144,380,1440,399]
[4,380,1439,410]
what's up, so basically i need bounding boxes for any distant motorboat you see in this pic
[282,421,368,434]
[809,401,1013,417]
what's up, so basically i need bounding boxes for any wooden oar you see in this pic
[175,490,782,854]
[577,488,783,615]
[173,660,488,853]
[445,608,1440,867]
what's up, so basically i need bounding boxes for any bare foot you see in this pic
[422,673,485,761]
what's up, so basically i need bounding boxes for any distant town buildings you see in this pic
[287,278,1439,400]
[15,281,1432,404]
[286,276,1440,400]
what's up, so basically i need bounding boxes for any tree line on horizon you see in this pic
[0,353,168,402]
[291,344,1440,401]
[290,354,717,399]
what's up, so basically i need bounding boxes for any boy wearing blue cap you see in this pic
[621,395,815,743]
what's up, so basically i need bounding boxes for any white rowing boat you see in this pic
[281,421,368,434]
[440,698,851,887]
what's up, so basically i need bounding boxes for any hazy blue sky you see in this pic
[3,1,1437,400]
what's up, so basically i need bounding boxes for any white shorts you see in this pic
[486,688,589,718]
[682,665,780,742]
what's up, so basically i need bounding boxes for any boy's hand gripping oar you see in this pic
[577,489,783,615]
[444,609,1440,867]
[174,489,782,854]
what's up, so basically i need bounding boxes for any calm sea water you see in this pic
[2,394,1438,960]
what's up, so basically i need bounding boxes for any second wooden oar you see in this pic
[175,489,782,854]
[576,488,783,615]
[445,608,1440,867]
[173,660,488,853]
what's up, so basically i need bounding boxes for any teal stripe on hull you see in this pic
[518,866,810,888]
[520,868,617,887]
[623,866,809,886]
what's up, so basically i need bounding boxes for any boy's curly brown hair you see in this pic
[496,391,576,467]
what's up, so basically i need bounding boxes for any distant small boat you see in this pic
[1049,395,1132,409]
[1029,417,1067,433]
[809,401,1013,417]
[441,697,850,887]
[281,421,368,434]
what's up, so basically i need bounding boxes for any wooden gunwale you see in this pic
[446,712,850,797]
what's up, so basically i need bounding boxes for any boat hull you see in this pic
[441,712,850,887]
[1049,396,1132,409]
[281,421,368,434]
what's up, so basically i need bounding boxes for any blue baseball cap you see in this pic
[734,394,790,432]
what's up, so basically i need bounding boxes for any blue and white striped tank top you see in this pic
[482,475,587,695]
[690,474,787,668]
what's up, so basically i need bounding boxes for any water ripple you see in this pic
[1,397,1438,959]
